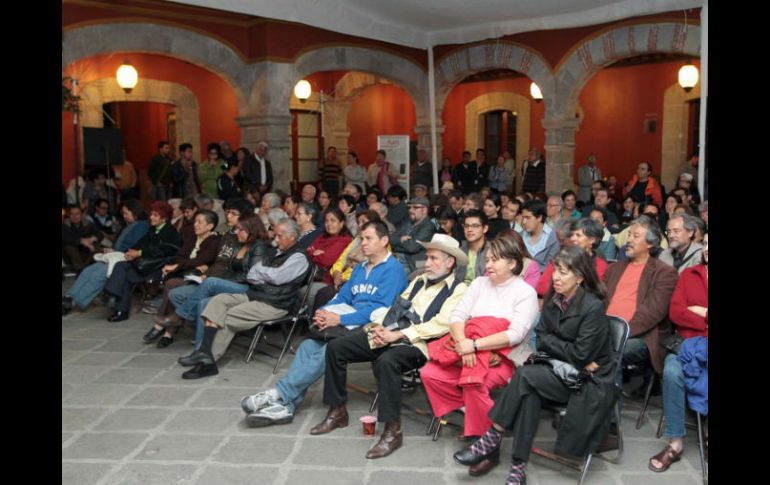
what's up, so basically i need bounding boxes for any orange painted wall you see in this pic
[442,77,546,164]
[113,102,175,173]
[62,53,241,184]
[346,84,417,168]
[574,60,700,185]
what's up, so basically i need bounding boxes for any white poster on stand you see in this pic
[377,135,410,194]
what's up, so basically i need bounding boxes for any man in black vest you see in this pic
[311,233,469,459]
[180,218,311,379]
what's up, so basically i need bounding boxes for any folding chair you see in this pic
[244,265,317,373]
[530,315,629,485]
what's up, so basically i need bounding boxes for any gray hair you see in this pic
[668,213,698,234]
[263,192,281,209]
[698,200,708,214]
[256,140,269,149]
[297,202,318,220]
[630,215,661,252]
[547,195,563,209]
[195,194,214,208]
[275,218,300,239]
[267,208,288,226]
[572,217,604,249]
[370,201,388,218]
[554,218,573,238]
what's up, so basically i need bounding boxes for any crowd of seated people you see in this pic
[62,144,708,483]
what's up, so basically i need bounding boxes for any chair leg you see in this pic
[245,325,265,363]
[369,392,379,414]
[272,319,299,374]
[426,416,437,436]
[635,374,655,429]
[696,413,708,484]
[615,401,624,463]
[432,417,443,441]
[656,411,665,439]
[578,453,593,485]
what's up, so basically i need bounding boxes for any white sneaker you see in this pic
[240,389,280,414]
[245,403,294,427]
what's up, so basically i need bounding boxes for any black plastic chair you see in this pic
[244,265,317,373]
[530,315,630,485]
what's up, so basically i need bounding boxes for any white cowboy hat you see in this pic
[418,233,468,266]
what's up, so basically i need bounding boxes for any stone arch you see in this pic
[334,72,391,100]
[464,92,532,174]
[661,81,700,190]
[62,22,249,106]
[434,41,553,115]
[291,46,428,120]
[78,78,200,167]
[553,22,701,118]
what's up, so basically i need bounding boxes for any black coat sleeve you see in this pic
[537,297,609,368]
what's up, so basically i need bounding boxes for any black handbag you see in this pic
[660,331,685,355]
[524,351,592,392]
[131,257,171,276]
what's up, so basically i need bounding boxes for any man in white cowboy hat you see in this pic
[313,233,469,459]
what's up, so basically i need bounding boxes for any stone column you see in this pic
[542,117,580,195]
[236,114,292,192]
[415,119,446,159]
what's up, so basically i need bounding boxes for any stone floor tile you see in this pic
[126,386,199,407]
[62,432,149,460]
[367,470,446,485]
[104,463,198,485]
[63,383,141,405]
[62,407,112,431]
[94,408,175,431]
[194,465,279,485]
[286,469,365,485]
[72,351,136,367]
[95,367,165,385]
[212,435,295,464]
[61,463,113,485]
[136,434,225,461]
[163,409,242,433]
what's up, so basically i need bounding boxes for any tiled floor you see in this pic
[62,281,707,484]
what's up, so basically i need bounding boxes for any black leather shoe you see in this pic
[107,311,129,322]
[454,442,500,466]
[178,350,214,367]
[142,327,164,343]
[157,336,174,348]
[182,362,219,379]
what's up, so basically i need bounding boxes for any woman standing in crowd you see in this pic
[343,151,367,189]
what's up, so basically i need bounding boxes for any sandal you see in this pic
[648,445,683,472]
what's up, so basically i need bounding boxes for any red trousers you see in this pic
[420,358,513,437]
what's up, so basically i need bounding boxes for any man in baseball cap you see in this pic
[318,233,469,458]
[390,196,437,273]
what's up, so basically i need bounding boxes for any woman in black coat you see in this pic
[452,245,615,484]
[103,201,182,322]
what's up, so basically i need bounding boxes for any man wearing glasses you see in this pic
[455,209,489,284]
[659,214,703,274]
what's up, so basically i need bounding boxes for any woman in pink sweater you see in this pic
[421,236,539,445]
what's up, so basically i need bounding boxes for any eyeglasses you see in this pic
[235,226,247,232]
[463,223,483,229]
[226,210,241,216]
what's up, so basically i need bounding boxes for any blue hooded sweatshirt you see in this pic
[324,253,407,327]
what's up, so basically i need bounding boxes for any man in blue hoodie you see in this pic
[241,221,407,426]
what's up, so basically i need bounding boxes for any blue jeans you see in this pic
[174,277,248,349]
[275,339,327,414]
[662,353,686,438]
[66,261,108,309]
[622,337,650,367]
[528,311,542,350]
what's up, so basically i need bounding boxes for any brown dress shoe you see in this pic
[469,455,500,476]
[366,420,403,459]
[310,405,349,435]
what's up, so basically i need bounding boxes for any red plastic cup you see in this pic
[359,415,376,436]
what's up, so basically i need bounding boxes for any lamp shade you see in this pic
[530,82,543,102]
[116,62,138,93]
[678,64,699,92]
[294,80,311,101]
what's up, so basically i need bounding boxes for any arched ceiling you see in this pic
[174,0,703,49]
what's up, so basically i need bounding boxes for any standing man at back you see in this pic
[521,148,545,195]
[453,151,478,195]
[412,149,433,192]
[149,141,173,201]
[577,153,602,203]
[242,141,273,195]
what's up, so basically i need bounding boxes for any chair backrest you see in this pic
[293,265,318,317]
[607,315,630,387]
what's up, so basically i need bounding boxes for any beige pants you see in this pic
[201,293,287,361]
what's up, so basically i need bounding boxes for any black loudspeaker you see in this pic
[83,127,124,167]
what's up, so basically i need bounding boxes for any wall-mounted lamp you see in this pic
[116,60,138,94]
[294,80,311,102]
[530,82,543,103]
[678,63,699,92]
